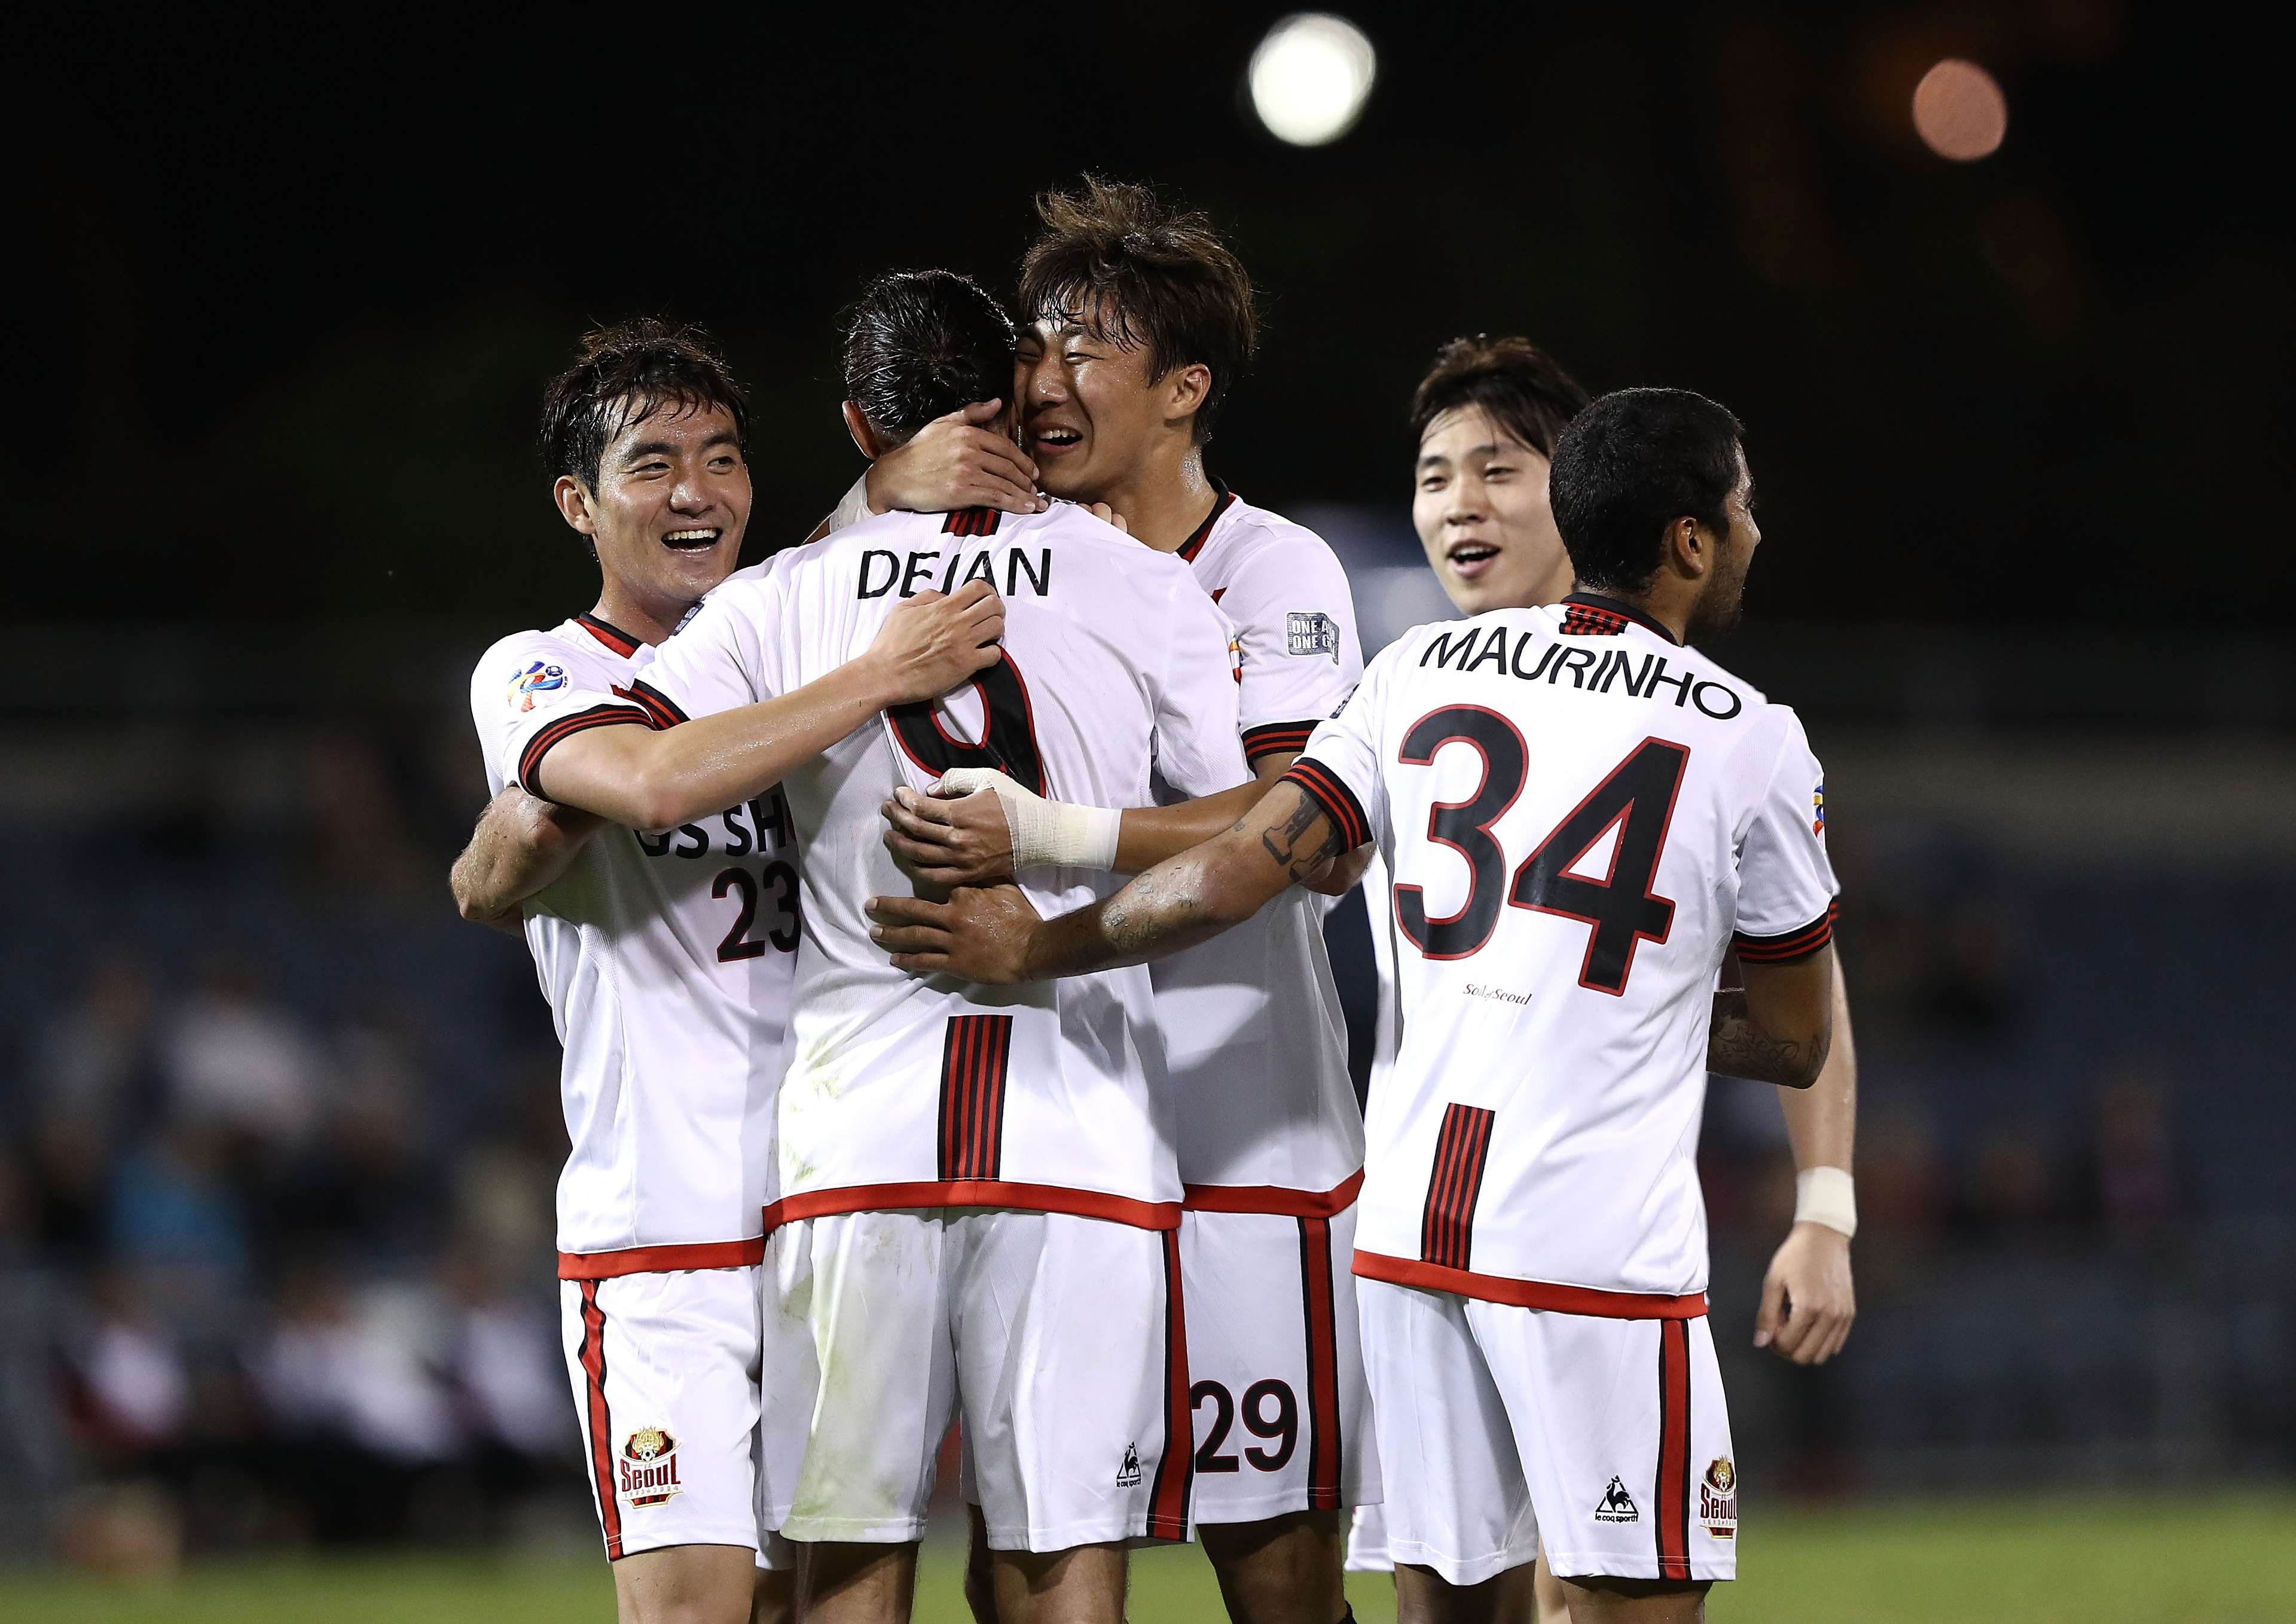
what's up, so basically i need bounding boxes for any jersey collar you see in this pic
[1176,478,1236,565]
[575,612,644,658]
[1558,591,1680,646]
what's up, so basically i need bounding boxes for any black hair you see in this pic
[538,318,749,492]
[841,270,1017,447]
[1018,176,1257,445]
[1409,335,1591,459]
[1548,388,1745,593]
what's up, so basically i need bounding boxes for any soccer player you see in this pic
[868,388,1840,1624]
[450,320,1015,1624]
[1353,338,1864,1614]
[554,269,1249,1624]
[878,178,1376,1624]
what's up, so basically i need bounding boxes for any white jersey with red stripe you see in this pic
[637,502,1250,1232]
[470,613,796,1274]
[1153,484,1368,1207]
[1282,593,1838,1310]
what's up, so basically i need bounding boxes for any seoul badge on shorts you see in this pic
[619,1425,683,1507]
[1699,1458,1738,1538]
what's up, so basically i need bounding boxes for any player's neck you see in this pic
[1577,581,1694,645]
[590,581,692,649]
[1107,445,1222,555]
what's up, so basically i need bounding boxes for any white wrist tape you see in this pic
[828,470,876,533]
[936,768,1120,872]
[1794,1167,1857,1240]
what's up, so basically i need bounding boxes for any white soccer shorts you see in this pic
[762,1208,1192,1552]
[1345,1501,1392,1571]
[1177,1202,1378,1525]
[560,1266,796,1567]
[1357,1278,1737,1586]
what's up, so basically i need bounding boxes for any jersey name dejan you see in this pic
[856,546,1054,602]
[1419,625,1742,721]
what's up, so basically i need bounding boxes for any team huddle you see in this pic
[451,179,1861,1624]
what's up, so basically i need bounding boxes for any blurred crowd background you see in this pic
[10,0,2292,1576]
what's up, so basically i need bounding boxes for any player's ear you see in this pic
[1667,515,1710,581]
[553,475,597,537]
[1164,363,1211,426]
[842,401,886,462]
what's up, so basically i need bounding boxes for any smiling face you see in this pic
[1016,306,1199,503]
[554,399,749,621]
[1413,406,1575,615]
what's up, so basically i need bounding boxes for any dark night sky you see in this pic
[20,2,2294,629]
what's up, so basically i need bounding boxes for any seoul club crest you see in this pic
[619,1426,682,1506]
[509,660,566,713]
[1699,1458,1738,1538]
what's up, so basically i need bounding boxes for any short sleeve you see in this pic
[638,570,786,726]
[1280,641,1399,854]
[1221,530,1366,765]
[1149,579,1252,799]
[1732,709,1839,963]
[477,636,649,804]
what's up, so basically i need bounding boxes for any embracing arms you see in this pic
[529,584,1002,832]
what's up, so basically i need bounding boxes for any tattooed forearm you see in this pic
[1708,988,1826,1088]
[1259,790,1348,884]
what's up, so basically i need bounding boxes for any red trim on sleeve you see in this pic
[762,1180,1180,1234]
[1242,721,1320,764]
[556,1237,765,1279]
[517,703,650,801]
[624,679,689,729]
[1732,903,1835,964]
[1181,1167,1363,1217]
[1352,1249,1709,1319]
[1277,759,1370,852]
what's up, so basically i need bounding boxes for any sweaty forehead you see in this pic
[1419,404,1534,462]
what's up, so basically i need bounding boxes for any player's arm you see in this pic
[450,787,602,935]
[1757,954,1859,1364]
[531,584,1003,831]
[1708,945,1834,1089]
[881,753,1370,896]
[867,777,1357,984]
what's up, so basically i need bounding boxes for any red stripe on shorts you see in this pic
[937,1014,1012,1182]
[1297,1215,1344,1510]
[1655,1318,1693,1580]
[578,1281,624,1558]
[1146,1229,1193,1539]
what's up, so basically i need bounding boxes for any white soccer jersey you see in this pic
[1153,485,1368,1207]
[471,613,796,1274]
[636,502,1250,1232]
[1281,593,1838,1310]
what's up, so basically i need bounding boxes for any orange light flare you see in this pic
[1912,58,2008,161]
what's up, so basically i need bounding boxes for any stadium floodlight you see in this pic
[1912,58,2008,161]
[1248,13,1377,147]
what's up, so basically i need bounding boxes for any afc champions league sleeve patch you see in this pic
[509,660,566,713]
[1812,780,1825,838]
[1287,610,1342,663]
[618,1425,683,1506]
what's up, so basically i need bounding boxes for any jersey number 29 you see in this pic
[1393,706,1687,994]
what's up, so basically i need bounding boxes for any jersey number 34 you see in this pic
[1393,706,1688,994]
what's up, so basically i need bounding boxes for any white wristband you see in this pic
[826,470,876,534]
[936,768,1122,871]
[1794,1167,1856,1240]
